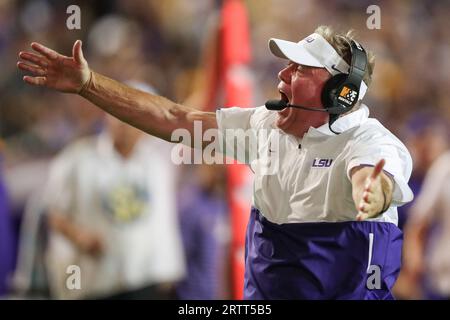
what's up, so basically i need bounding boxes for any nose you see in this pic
[278,65,291,84]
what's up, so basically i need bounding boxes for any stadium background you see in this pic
[1,0,449,299]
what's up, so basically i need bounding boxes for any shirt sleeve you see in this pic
[215,106,257,164]
[346,130,414,206]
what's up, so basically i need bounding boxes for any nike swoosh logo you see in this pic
[331,64,344,73]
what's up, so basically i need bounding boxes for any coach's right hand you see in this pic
[17,40,91,94]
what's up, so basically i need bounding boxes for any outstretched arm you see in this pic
[17,40,217,143]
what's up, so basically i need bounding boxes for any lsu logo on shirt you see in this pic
[312,158,333,168]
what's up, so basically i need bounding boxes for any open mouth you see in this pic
[279,91,289,104]
[278,91,290,113]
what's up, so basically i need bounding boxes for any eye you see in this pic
[295,65,306,74]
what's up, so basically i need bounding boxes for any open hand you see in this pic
[17,40,91,93]
[356,159,388,221]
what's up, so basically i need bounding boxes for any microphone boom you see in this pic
[265,99,328,112]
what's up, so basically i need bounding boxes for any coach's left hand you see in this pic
[351,159,394,221]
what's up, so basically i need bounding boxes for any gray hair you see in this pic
[315,25,375,87]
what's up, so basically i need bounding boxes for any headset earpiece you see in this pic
[321,73,347,113]
[321,40,367,118]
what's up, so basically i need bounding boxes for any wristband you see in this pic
[78,70,93,95]
[378,189,390,214]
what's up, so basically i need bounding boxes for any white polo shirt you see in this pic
[217,105,413,225]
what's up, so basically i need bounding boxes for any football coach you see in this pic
[17,25,413,299]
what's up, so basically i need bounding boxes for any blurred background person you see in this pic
[42,83,185,299]
[400,149,450,300]
[392,113,449,299]
[396,113,450,230]
[176,164,231,300]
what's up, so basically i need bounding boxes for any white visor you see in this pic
[269,33,367,100]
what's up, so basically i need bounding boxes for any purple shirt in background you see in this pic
[0,166,13,296]
[176,184,229,300]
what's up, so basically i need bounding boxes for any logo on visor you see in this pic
[331,64,345,73]
[305,36,315,43]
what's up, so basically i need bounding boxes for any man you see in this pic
[43,103,185,299]
[402,150,450,299]
[17,25,413,299]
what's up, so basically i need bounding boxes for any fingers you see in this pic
[18,51,48,68]
[17,62,46,76]
[357,190,378,220]
[73,40,85,64]
[356,160,388,222]
[362,190,373,204]
[31,42,60,60]
[18,51,48,86]
[23,75,47,86]
[356,212,369,221]
[358,199,367,214]
[370,159,385,180]
[363,159,386,192]
[357,185,384,221]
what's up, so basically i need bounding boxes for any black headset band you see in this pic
[346,40,367,91]
[320,38,368,134]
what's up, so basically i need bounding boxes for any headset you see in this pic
[266,39,368,134]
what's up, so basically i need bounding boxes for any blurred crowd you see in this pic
[1,0,450,299]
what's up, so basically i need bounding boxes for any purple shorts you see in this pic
[244,207,403,300]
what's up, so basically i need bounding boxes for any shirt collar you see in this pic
[97,130,148,160]
[306,104,370,137]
